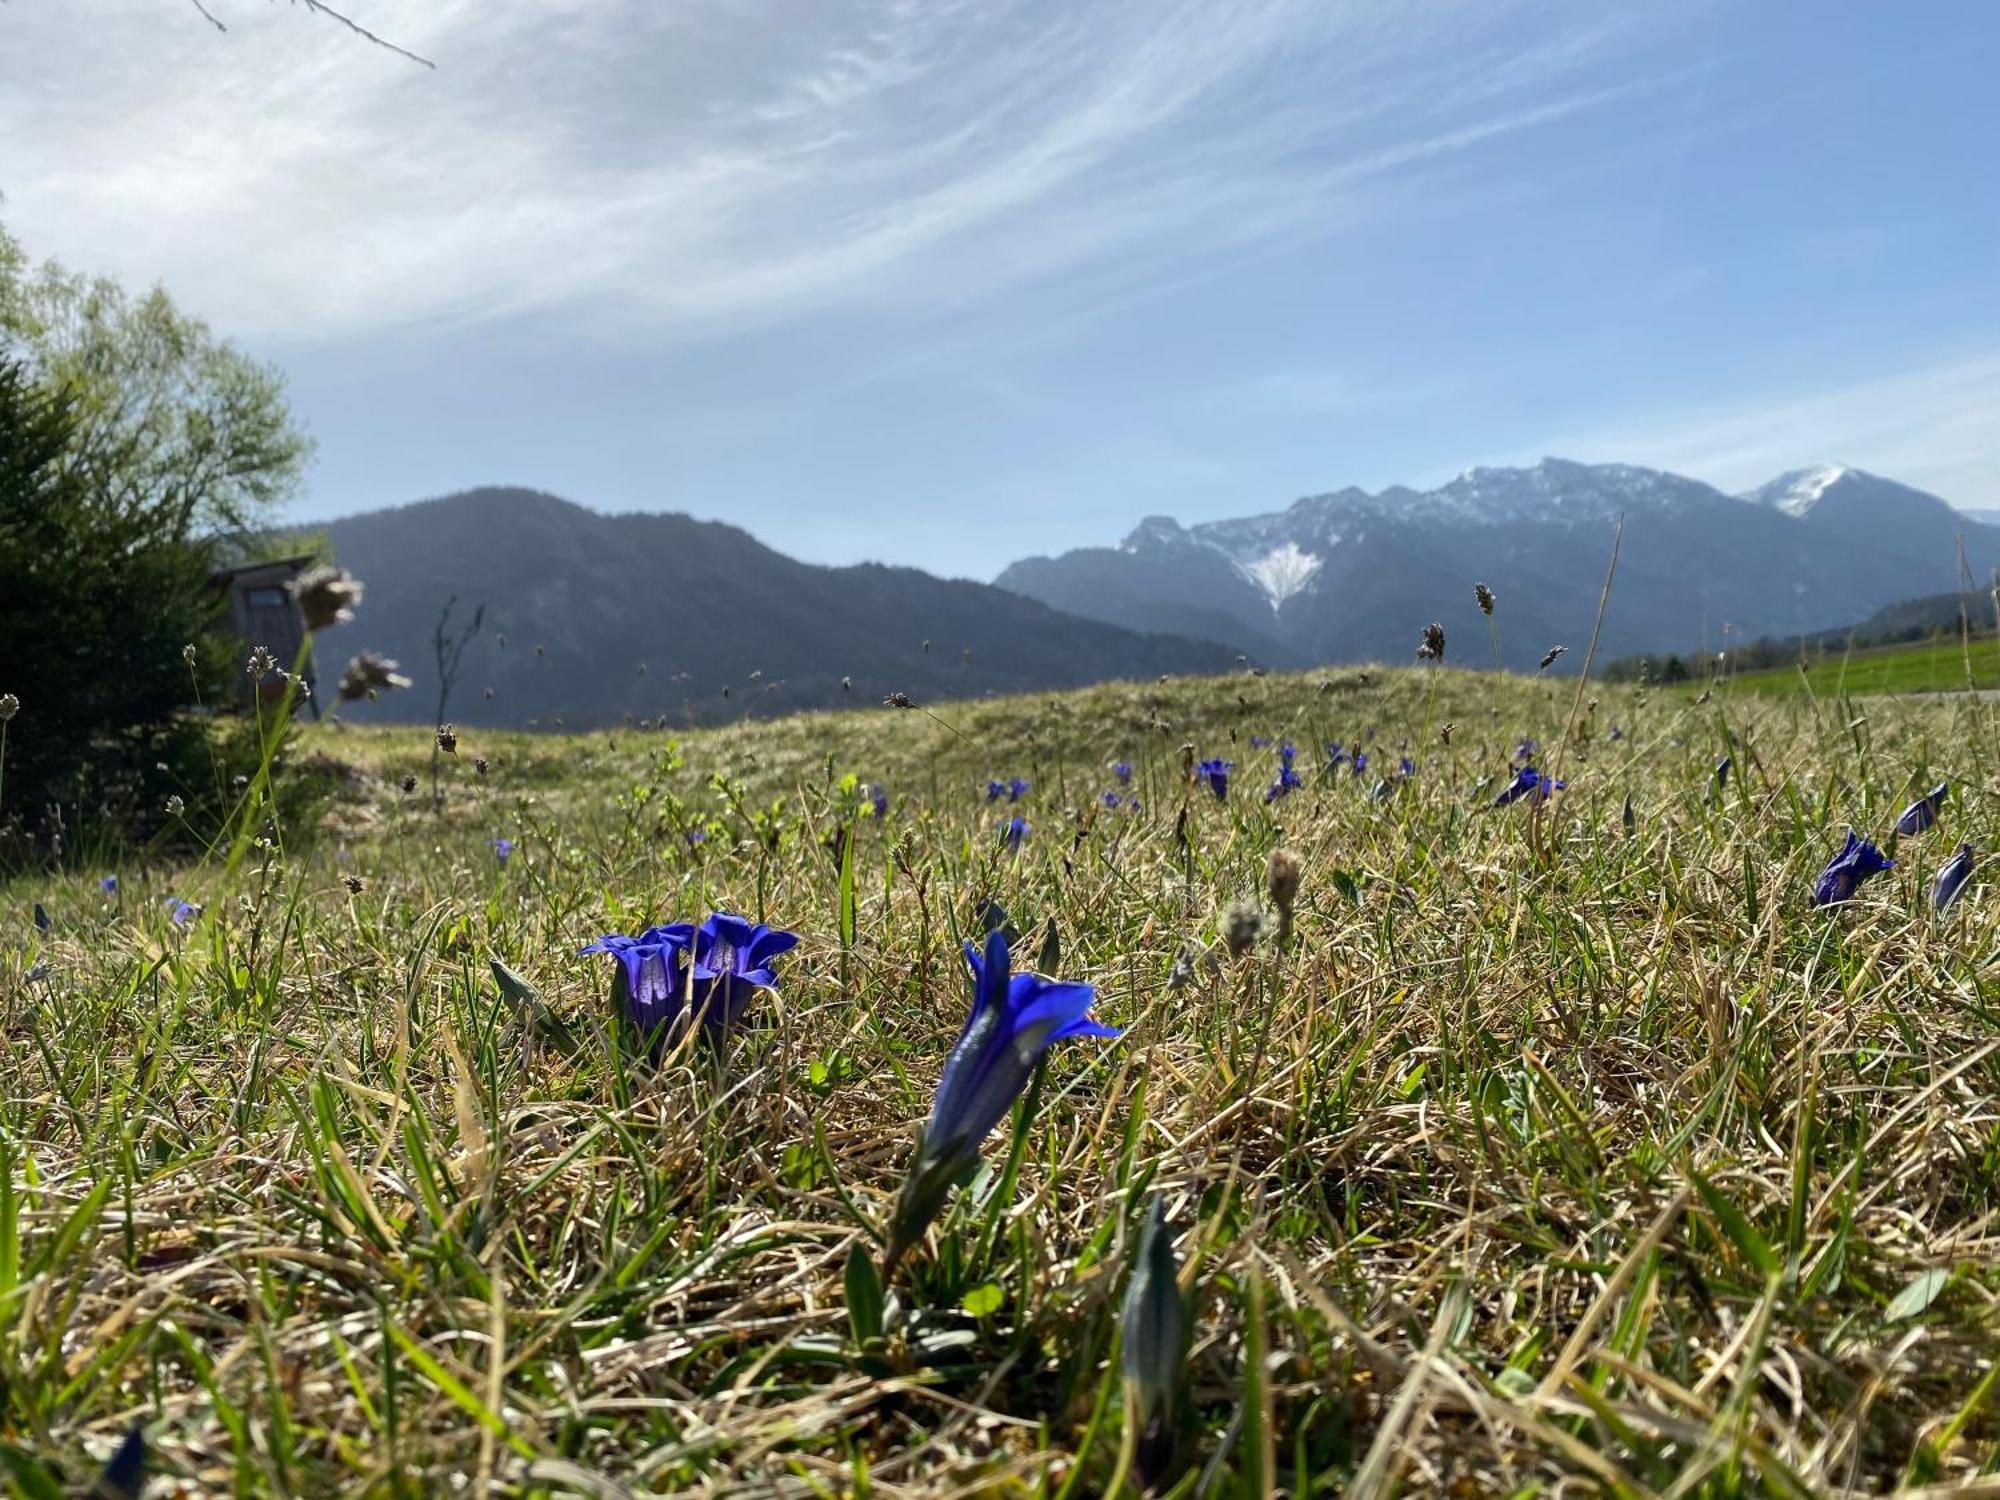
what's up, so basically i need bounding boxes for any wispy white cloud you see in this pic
[1548,349,2000,504]
[0,0,1656,346]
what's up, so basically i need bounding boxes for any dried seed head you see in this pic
[1266,847,1302,915]
[436,723,458,755]
[182,643,198,666]
[1538,644,1568,672]
[0,693,17,722]
[289,565,364,631]
[473,756,489,776]
[1417,622,1446,662]
[245,645,279,678]
[1440,721,1453,745]
[399,774,417,794]
[165,794,185,816]
[344,876,364,894]
[1178,742,1196,777]
[1220,898,1265,958]
[338,653,411,702]
[1475,582,1496,615]
[883,691,915,709]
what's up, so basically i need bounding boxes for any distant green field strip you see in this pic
[1729,635,2000,696]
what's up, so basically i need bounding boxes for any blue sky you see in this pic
[3,1,1994,577]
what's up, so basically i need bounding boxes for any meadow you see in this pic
[4,664,1999,1497]
[1728,636,2000,699]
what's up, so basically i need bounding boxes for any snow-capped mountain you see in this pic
[996,458,2000,670]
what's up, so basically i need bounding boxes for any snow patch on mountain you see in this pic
[1236,539,1324,611]
[1739,465,1852,517]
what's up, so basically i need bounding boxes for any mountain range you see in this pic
[308,461,1996,726]
[996,459,2000,670]
[312,488,1238,728]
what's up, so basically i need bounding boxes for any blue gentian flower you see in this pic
[867,784,890,818]
[582,922,695,1033]
[1514,738,1539,764]
[99,875,118,894]
[492,837,514,864]
[1101,791,1122,809]
[1811,830,1894,907]
[1009,777,1031,803]
[1493,766,1564,806]
[1896,782,1949,836]
[1714,756,1731,790]
[1249,734,1272,749]
[686,828,707,846]
[1934,843,1975,912]
[1197,758,1232,800]
[985,779,1006,802]
[1609,725,1624,741]
[165,897,199,927]
[1001,815,1029,849]
[1351,749,1369,778]
[1325,741,1347,768]
[884,928,1119,1271]
[1113,760,1134,786]
[1278,741,1297,767]
[690,912,800,1027]
[1263,762,1303,803]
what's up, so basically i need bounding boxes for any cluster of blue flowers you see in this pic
[985,777,1030,803]
[583,912,801,1038]
[1809,780,1974,912]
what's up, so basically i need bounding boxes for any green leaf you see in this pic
[1328,869,1360,906]
[961,1281,1004,1317]
[1692,1171,1780,1278]
[1037,917,1061,975]
[844,1241,885,1345]
[1885,1267,1950,1323]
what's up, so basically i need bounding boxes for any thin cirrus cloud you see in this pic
[1549,353,2000,504]
[0,0,1663,348]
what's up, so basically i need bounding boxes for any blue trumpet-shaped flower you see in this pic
[985,779,1006,802]
[581,922,695,1033]
[1493,766,1564,806]
[1101,790,1122,809]
[884,928,1119,1272]
[865,784,890,818]
[1714,756,1731,790]
[1113,760,1134,786]
[1196,758,1232,800]
[1811,830,1894,907]
[1897,782,1948,836]
[492,837,514,864]
[1350,749,1369,778]
[1249,734,1272,749]
[1000,815,1030,849]
[1263,761,1303,803]
[1399,756,1417,779]
[99,875,118,894]
[1934,843,1975,912]
[690,912,800,1027]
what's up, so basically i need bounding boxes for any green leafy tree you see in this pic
[0,221,314,542]
[0,356,241,855]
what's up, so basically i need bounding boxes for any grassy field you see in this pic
[6,664,2000,1496]
[1728,635,2000,698]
